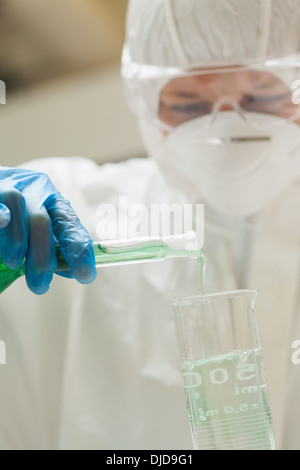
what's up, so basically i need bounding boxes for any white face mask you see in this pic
[139,112,300,217]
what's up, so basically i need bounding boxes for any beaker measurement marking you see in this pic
[196,403,263,421]
[193,418,272,437]
[192,430,273,450]
[193,426,271,441]
[181,350,276,450]
[183,362,257,388]
[234,384,259,395]
[197,408,219,420]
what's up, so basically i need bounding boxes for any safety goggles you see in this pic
[122,49,300,130]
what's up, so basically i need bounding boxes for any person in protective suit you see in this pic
[1,0,300,450]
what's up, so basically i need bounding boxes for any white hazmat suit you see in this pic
[1,0,300,450]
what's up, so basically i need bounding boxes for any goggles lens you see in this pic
[158,69,300,129]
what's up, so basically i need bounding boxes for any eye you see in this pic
[169,101,212,116]
[241,92,291,108]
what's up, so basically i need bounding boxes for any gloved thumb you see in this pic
[0,203,11,228]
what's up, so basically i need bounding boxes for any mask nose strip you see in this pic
[190,108,271,145]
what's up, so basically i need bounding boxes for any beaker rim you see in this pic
[172,289,257,306]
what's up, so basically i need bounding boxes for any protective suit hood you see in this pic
[125,0,300,68]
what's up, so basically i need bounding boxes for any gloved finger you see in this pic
[25,207,58,295]
[0,203,11,228]
[46,194,97,284]
[0,189,28,268]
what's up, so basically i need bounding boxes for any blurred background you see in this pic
[0,0,145,166]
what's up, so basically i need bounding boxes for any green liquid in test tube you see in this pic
[0,231,203,294]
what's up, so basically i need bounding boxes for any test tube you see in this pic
[0,231,202,294]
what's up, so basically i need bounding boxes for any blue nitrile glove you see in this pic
[0,166,97,295]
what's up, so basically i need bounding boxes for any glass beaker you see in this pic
[172,290,276,450]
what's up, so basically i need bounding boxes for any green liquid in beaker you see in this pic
[182,348,276,450]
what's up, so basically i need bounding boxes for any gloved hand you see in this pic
[0,166,97,295]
